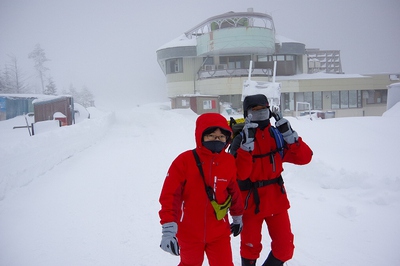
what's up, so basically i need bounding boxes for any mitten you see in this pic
[240,114,258,152]
[160,222,180,256]
[275,118,298,144]
[230,215,243,237]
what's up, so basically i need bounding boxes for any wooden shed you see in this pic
[33,96,74,126]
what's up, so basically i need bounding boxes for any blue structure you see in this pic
[0,94,36,121]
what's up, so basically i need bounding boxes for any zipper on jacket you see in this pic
[180,201,185,222]
[244,190,251,210]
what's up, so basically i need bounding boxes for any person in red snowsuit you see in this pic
[229,94,313,266]
[159,113,244,266]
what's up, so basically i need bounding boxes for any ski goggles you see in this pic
[210,195,232,220]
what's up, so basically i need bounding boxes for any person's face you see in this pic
[251,105,267,111]
[203,128,227,142]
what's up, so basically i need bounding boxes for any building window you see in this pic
[259,55,294,62]
[366,90,387,104]
[220,56,251,69]
[181,99,189,107]
[349,90,358,108]
[313,91,322,109]
[332,91,339,109]
[341,91,349,108]
[331,90,362,109]
[281,92,294,111]
[293,91,323,110]
[286,55,294,61]
[166,58,183,74]
[203,100,216,110]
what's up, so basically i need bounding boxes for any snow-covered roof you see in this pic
[157,33,302,51]
[275,34,301,44]
[157,34,197,51]
[275,72,368,81]
[174,93,217,97]
[32,95,73,104]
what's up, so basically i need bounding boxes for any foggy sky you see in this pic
[1,0,399,109]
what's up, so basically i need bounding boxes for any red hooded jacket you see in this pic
[235,123,313,215]
[159,113,244,242]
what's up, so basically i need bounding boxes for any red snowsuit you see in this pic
[233,123,312,262]
[159,113,244,266]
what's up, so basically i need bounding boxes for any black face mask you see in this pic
[202,140,226,153]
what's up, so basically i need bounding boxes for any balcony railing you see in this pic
[198,67,273,79]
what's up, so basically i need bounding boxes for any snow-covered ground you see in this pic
[0,102,399,265]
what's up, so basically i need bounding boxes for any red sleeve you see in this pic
[158,153,187,225]
[283,137,313,165]
[226,161,244,216]
[235,147,254,181]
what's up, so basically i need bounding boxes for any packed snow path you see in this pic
[1,103,399,265]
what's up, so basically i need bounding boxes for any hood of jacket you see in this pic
[195,113,232,149]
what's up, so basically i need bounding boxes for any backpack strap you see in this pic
[269,126,284,158]
[237,175,285,214]
[192,149,214,201]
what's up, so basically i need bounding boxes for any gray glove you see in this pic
[160,222,180,256]
[240,114,258,152]
[275,118,298,144]
[230,215,243,237]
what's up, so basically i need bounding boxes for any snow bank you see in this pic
[0,109,115,200]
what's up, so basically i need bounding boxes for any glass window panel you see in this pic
[349,90,357,108]
[277,55,285,61]
[304,92,313,106]
[341,91,349,108]
[382,90,388,103]
[258,56,268,62]
[203,100,212,109]
[314,92,322,109]
[296,93,306,110]
[204,57,214,65]
[332,91,339,109]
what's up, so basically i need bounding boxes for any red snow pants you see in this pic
[178,234,234,266]
[240,210,294,262]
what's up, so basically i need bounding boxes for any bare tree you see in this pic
[8,54,28,93]
[0,70,4,93]
[1,64,13,93]
[28,44,49,93]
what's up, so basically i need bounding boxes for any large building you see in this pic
[156,8,399,117]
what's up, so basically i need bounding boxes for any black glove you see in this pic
[230,215,243,237]
[275,118,298,144]
[271,106,282,121]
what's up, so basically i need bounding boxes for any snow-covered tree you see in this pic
[28,44,49,93]
[80,86,95,107]
[44,77,57,95]
[63,84,95,107]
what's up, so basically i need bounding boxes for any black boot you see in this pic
[241,257,257,266]
[261,252,284,266]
